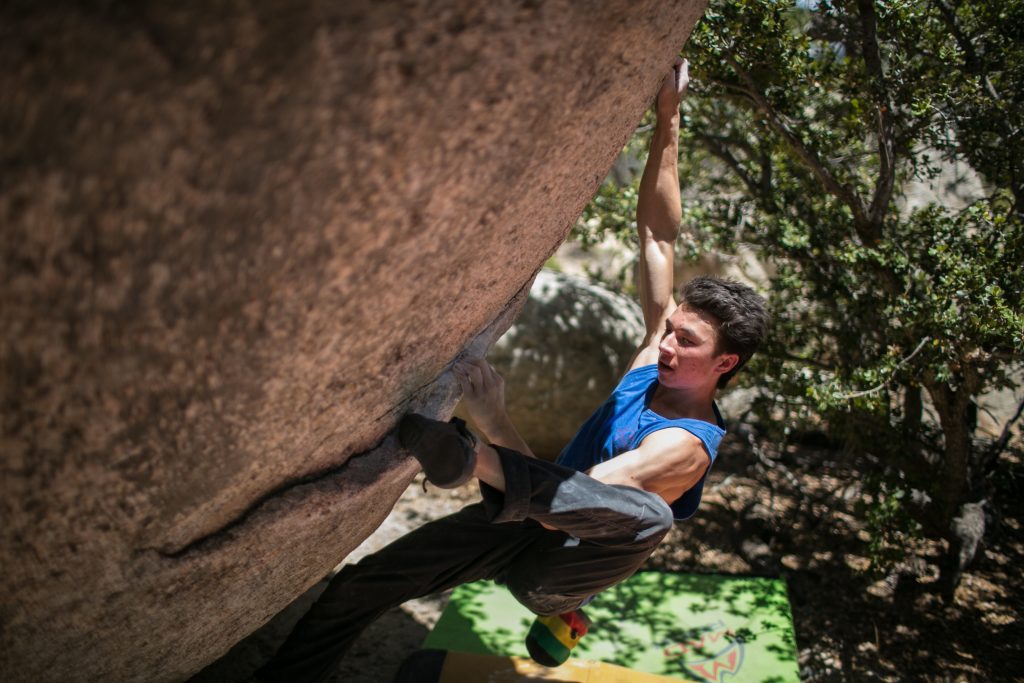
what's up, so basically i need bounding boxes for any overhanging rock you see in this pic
[0,1,707,681]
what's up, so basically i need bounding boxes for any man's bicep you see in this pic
[626,343,660,374]
[587,429,709,499]
[635,429,710,492]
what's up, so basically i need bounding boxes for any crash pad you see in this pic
[394,649,688,682]
[421,572,800,682]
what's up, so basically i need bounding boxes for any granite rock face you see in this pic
[0,2,706,681]
[484,269,645,459]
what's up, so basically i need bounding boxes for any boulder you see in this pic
[0,1,707,681]
[480,269,645,459]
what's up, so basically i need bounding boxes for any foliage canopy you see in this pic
[576,0,1024,588]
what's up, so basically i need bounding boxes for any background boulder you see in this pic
[0,1,707,681]
[478,269,645,459]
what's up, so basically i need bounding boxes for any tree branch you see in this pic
[721,52,875,241]
[696,131,760,160]
[855,0,897,229]
[703,77,762,102]
[694,133,766,202]
[760,146,773,197]
[932,0,1003,104]
[931,0,1021,207]
[771,350,835,370]
[836,337,932,399]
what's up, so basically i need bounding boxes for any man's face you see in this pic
[657,306,738,390]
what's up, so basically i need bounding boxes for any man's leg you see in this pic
[255,502,546,683]
[400,417,675,613]
[477,444,675,615]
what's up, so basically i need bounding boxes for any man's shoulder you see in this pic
[637,426,706,457]
[634,428,712,480]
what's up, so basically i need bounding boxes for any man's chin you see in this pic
[657,365,695,391]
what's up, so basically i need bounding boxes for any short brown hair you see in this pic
[680,276,769,388]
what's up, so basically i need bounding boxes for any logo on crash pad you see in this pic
[661,620,744,682]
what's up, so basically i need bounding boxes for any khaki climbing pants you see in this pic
[255,445,674,683]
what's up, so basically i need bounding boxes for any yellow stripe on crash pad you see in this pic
[537,613,582,650]
[439,651,694,682]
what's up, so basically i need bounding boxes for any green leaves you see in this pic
[575,0,1023,551]
[675,0,1023,405]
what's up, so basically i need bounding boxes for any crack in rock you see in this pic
[150,434,395,558]
[148,280,533,560]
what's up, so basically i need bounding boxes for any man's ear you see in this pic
[714,353,740,376]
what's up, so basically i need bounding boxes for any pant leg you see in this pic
[502,524,665,616]
[482,445,675,616]
[482,445,674,547]
[256,502,545,683]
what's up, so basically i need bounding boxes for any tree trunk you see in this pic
[926,379,982,598]
[897,384,928,481]
[927,382,972,527]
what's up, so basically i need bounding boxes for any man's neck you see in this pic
[649,381,719,424]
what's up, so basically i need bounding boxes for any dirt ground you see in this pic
[192,433,1022,682]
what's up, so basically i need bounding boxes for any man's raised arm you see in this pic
[629,59,688,372]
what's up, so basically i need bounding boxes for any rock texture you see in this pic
[480,269,646,459]
[0,2,707,681]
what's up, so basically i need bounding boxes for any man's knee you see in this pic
[600,485,675,547]
[507,581,584,617]
[631,493,674,547]
[502,557,585,616]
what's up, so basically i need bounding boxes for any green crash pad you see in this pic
[422,572,800,682]
[395,649,691,682]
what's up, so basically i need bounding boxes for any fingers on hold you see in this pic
[455,357,503,391]
[453,363,473,391]
[488,363,504,385]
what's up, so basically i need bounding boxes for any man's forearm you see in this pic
[637,109,682,242]
[474,413,537,459]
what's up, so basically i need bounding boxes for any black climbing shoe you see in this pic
[398,414,478,489]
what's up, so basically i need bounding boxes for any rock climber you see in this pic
[254,57,769,682]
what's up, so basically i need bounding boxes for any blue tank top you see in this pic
[555,364,726,520]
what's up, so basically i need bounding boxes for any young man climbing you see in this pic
[254,58,768,682]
